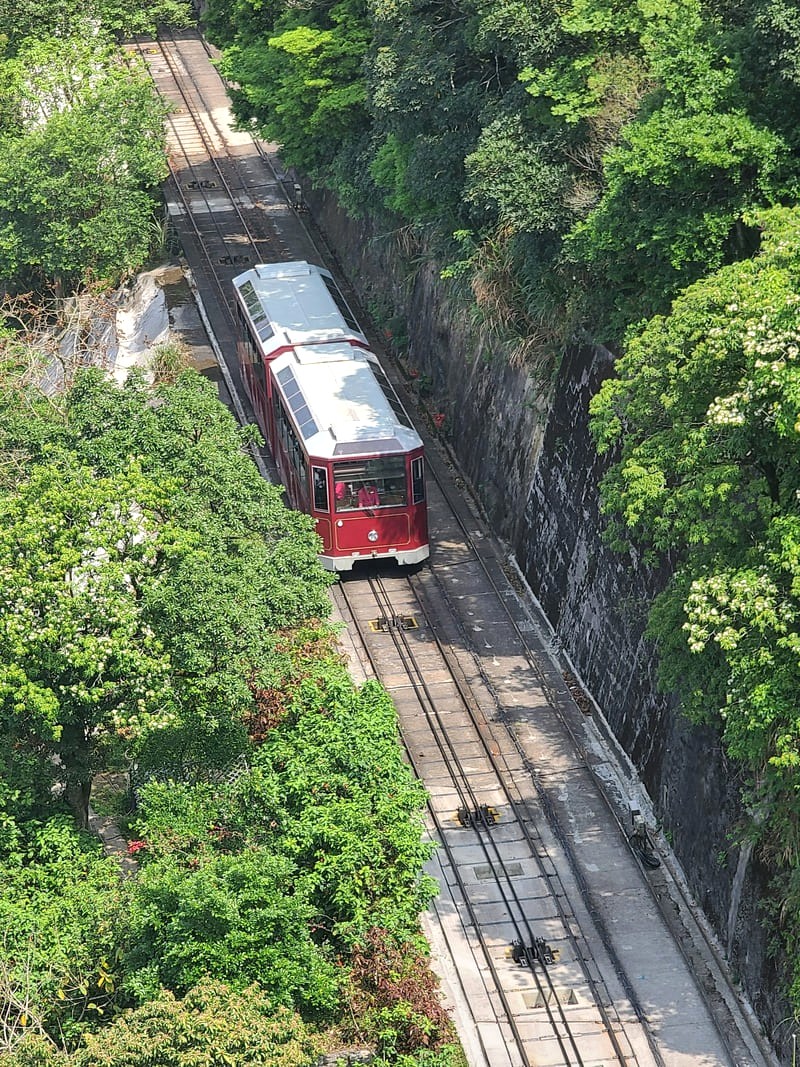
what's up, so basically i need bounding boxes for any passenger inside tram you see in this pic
[357,484,380,508]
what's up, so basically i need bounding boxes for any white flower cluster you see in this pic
[706,393,747,426]
[683,570,782,654]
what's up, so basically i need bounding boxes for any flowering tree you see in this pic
[590,205,800,995]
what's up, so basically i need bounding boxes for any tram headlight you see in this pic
[368,529,379,543]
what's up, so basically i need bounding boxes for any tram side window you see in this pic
[313,467,329,511]
[412,456,425,504]
[237,305,267,384]
[236,306,256,365]
[273,392,307,488]
[333,456,407,511]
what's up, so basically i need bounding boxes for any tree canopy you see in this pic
[0,369,333,827]
[0,460,179,825]
[0,40,169,291]
[0,366,449,1062]
[5,981,318,1067]
[0,0,190,56]
[590,205,800,1000]
[205,0,800,335]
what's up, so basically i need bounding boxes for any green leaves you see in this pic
[591,207,800,996]
[0,818,126,1051]
[0,369,333,824]
[0,460,176,769]
[220,1,370,174]
[125,849,340,1013]
[0,40,169,289]
[0,367,443,1056]
[71,981,319,1067]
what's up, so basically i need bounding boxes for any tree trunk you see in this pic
[58,721,93,830]
[65,776,92,830]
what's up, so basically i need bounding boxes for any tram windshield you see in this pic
[333,456,407,511]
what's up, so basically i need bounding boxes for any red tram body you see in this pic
[232,261,429,570]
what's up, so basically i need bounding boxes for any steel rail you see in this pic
[335,576,568,1067]
[365,575,590,1067]
[401,569,654,1067]
[402,420,773,1067]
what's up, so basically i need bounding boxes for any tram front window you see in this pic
[333,456,407,512]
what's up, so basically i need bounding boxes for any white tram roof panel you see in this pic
[232,261,368,355]
[271,347,422,460]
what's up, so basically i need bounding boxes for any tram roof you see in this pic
[270,345,422,460]
[232,261,368,355]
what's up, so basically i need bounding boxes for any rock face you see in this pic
[310,188,789,1051]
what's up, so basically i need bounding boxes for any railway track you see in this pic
[131,26,777,1067]
[336,569,656,1067]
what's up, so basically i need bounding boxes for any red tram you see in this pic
[232,261,429,570]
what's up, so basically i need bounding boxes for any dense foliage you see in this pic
[0,368,451,1064]
[0,369,332,828]
[5,0,797,1036]
[0,0,190,51]
[207,0,800,337]
[0,26,187,291]
[590,206,800,1000]
[203,0,800,1016]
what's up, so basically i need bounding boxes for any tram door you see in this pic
[311,465,332,552]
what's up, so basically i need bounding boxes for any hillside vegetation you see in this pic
[0,9,461,1062]
[0,367,458,1067]
[208,0,800,337]
[205,0,800,1011]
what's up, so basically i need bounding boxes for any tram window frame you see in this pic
[333,456,408,512]
[412,456,425,504]
[312,466,329,512]
[322,275,360,333]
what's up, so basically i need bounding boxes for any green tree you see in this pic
[365,0,485,225]
[0,461,179,826]
[65,371,333,774]
[589,207,800,991]
[0,370,334,823]
[123,849,340,1013]
[0,40,168,290]
[0,817,125,1054]
[219,0,370,175]
[567,105,786,327]
[73,983,318,1067]
[464,113,571,237]
[131,636,436,947]
[6,981,318,1067]
[528,0,794,327]
[255,672,436,943]
[0,0,190,54]
[123,637,437,1020]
